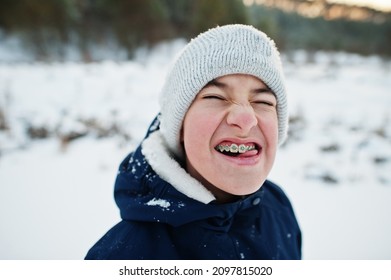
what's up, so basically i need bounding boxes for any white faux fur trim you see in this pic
[141,131,215,204]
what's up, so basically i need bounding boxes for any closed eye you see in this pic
[202,94,226,101]
[251,92,277,107]
[252,100,276,107]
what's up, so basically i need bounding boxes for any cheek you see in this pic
[182,108,216,146]
[261,109,278,131]
[182,104,215,141]
[266,118,278,141]
[182,108,221,176]
[257,113,278,148]
[262,116,279,154]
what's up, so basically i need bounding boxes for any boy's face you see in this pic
[181,74,279,203]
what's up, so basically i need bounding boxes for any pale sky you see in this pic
[328,0,391,11]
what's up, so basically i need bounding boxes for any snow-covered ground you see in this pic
[0,41,390,260]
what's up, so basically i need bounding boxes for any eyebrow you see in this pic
[204,79,274,95]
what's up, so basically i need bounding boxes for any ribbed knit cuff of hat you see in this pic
[159,24,288,159]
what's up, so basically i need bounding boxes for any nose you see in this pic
[226,103,258,134]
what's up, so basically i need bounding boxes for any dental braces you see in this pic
[216,143,256,154]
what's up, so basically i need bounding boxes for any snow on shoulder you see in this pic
[146,198,171,209]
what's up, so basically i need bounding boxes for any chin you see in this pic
[217,178,266,196]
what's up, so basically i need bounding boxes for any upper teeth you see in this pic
[216,143,256,154]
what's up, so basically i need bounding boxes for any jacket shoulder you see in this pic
[261,180,302,259]
[262,180,295,211]
[85,221,137,260]
[85,220,179,260]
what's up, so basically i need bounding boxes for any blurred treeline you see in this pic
[0,0,390,61]
[252,5,391,56]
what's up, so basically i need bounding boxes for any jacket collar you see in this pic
[142,130,215,204]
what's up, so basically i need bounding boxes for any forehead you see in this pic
[203,74,274,94]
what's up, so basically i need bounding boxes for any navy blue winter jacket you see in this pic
[85,118,302,260]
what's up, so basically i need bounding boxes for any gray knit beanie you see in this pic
[159,24,288,158]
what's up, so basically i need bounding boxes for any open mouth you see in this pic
[215,143,259,157]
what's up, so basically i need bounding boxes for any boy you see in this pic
[85,24,301,260]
